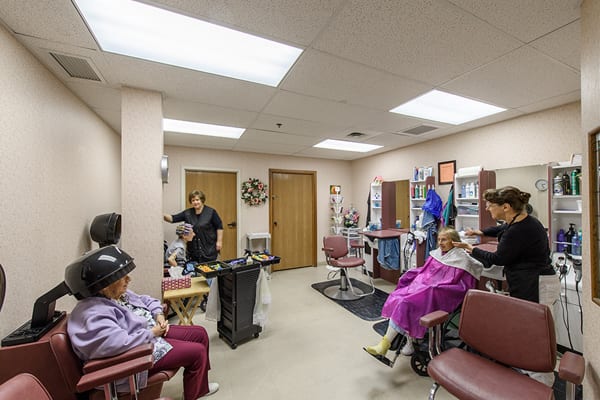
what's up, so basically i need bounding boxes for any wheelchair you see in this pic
[366,305,464,376]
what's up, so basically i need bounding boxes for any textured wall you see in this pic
[0,25,121,338]
[351,102,582,231]
[162,146,353,263]
[581,0,600,396]
[121,88,164,300]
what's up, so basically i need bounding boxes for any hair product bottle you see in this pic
[557,229,566,252]
[565,224,576,254]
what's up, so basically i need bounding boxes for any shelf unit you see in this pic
[548,162,582,257]
[409,175,435,229]
[454,168,496,236]
[369,181,396,230]
[330,194,344,235]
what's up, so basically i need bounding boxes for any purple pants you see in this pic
[150,325,211,399]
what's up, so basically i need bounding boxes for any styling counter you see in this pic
[363,229,426,284]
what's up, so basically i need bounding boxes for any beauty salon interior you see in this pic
[2,1,600,399]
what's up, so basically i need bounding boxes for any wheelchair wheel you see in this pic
[441,308,464,351]
[410,351,430,377]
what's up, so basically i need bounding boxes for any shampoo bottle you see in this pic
[565,224,576,254]
[572,233,580,256]
[556,229,566,252]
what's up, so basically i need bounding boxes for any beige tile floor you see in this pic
[161,266,457,400]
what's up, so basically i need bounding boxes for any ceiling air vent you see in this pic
[347,132,366,138]
[401,125,438,135]
[49,52,102,81]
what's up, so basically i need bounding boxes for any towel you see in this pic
[204,278,220,322]
[253,269,272,328]
[377,237,400,270]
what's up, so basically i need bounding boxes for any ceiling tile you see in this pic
[448,0,580,42]
[442,46,580,108]
[282,49,431,110]
[314,0,522,84]
[530,20,580,71]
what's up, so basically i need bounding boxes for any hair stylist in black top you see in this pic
[452,186,555,302]
[164,190,224,263]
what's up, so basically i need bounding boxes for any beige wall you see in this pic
[2,6,599,395]
[162,145,353,260]
[581,0,600,395]
[351,102,582,229]
[0,25,121,338]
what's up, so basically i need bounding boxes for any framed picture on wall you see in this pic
[438,160,456,185]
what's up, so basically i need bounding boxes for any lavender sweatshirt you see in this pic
[67,290,164,390]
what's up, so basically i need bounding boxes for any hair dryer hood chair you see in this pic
[64,245,136,300]
[90,212,122,247]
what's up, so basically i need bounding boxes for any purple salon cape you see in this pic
[381,247,483,339]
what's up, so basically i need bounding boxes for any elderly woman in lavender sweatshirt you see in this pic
[67,246,218,399]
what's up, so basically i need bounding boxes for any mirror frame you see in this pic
[589,126,600,306]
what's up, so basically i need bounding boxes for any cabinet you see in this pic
[410,175,435,229]
[548,162,582,258]
[369,181,396,230]
[217,263,262,349]
[454,168,496,236]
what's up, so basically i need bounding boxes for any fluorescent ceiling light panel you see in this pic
[163,119,245,139]
[313,139,382,153]
[389,90,506,125]
[74,0,303,86]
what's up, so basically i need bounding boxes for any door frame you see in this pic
[181,165,241,257]
[269,169,318,269]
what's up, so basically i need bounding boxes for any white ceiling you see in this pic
[0,0,582,160]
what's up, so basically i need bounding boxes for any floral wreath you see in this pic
[241,178,268,206]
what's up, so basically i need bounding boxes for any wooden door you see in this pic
[395,180,410,228]
[270,170,316,270]
[185,170,237,260]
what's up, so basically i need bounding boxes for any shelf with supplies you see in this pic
[453,167,496,233]
[548,161,583,259]
[409,166,435,230]
[369,180,396,230]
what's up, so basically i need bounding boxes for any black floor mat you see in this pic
[372,319,389,336]
[311,278,389,321]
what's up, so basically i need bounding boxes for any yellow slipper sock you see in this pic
[365,335,391,356]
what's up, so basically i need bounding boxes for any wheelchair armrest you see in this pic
[83,343,154,374]
[558,351,585,385]
[76,354,154,393]
[419,310,449,328]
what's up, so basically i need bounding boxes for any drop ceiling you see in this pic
[0,0,581,160]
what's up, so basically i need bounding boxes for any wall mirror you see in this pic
[389,164,548,231]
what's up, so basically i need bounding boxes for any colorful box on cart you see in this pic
[195,260,231,279]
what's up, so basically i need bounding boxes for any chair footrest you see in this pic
[428,348,554,400]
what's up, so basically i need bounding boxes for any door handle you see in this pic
[227,221,237,228]
[273,221,278,226]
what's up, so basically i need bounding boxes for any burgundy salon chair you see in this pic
[419,289,585,400]
[322,235,374,300]
[0,372,173,400]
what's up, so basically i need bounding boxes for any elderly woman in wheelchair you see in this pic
[364,227,483,365]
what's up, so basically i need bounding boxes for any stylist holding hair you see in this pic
[164,190,223,263]
[452,186,555,303]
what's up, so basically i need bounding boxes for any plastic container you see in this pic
[195,261,231,279]
[556,229,565,252]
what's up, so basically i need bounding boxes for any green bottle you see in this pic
[571,169,580,196]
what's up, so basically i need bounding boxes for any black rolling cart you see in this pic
[217,261,262,349]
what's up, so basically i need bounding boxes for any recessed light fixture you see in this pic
[313,139,382,153]
[74,0,303,86]
[163,119,245,139]
[389,89,506,125]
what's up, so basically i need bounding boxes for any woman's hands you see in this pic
[152,314,170,337]
[452,241,473,253]
[465,228,483,237]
